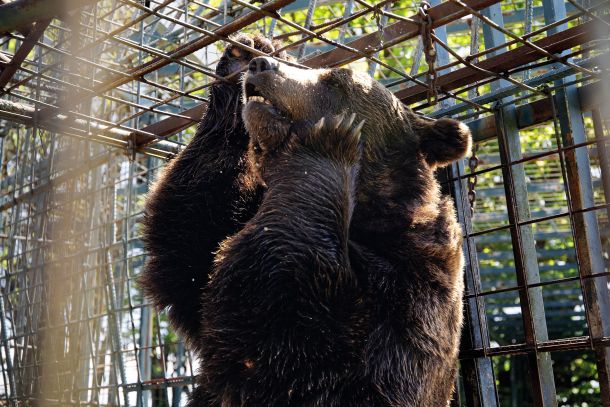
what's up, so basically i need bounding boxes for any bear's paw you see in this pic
[299,112,364,165]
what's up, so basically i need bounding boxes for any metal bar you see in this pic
[480,6,557,405]
[430,0,453,109]
[1,0,177,97]
[591,109,610,406]
[450,0,598,78]
[552,78,610,407]
[297,0,317,59]
[395,17,609,105]
[461,335,610,359]
[464,79,599,143]
[1,0,609,404]
[495,104,551,407]
[541,4,610,402]
[134,103,207,146]
[33,0,296,124]
[302,0,501,68]
[452,158,499,407]
[134,14,607,148]
[431,51,609,120]
[0,19,50,91]
[0,98,180,146]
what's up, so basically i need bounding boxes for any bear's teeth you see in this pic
[248,95,274,106]
[248,96,266,103]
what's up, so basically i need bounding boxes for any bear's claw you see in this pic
[302,112,364,165]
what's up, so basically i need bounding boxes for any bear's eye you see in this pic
[230,47,243,58]
[326,81,346,94]
[321,77,341,89]
[320,71,347,92]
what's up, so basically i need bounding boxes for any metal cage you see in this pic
[0,0,609,405]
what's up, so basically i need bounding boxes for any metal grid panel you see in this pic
[0,0,608,405]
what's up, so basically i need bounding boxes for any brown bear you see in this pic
[140,35,287,343]
[194,57,471,406]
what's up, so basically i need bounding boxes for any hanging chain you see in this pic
[418,1,438,105]
[467,144,479,217]
[370,4,388,76]
[374,5,385,48]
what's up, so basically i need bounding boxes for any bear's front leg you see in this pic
[140,81,258,343]
[196,114,366,407]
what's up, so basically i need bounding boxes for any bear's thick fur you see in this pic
[140,35,286,342]
[142,46,471,405]
[195,58,471,406]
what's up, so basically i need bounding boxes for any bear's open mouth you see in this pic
[245,82,273,106]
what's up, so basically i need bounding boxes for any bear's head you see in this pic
[216,34,288,81]
[202,35,291,139]
[242,57,471,232]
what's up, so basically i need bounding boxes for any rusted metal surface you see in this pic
[460,336,610,359]
[302,0,501,68]
[0,98,179,160]
[1,0,609,405]
[494,105,548,407]
[135,103,207,146]
[134,0,503,147]
[395,18,609,105]
[34,0,297,124]
[133,5,606,149]
[0,19,50,91]
[463,80,596,142]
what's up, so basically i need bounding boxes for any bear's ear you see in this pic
[417,118,472,167]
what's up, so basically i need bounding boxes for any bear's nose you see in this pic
[249,57,279,74]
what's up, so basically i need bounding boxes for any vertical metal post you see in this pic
[541,0,610,404]
[481,4,557,406]
[452,159,500,407]
[172,341,185,407]
[495,106,555,407]
[135,8,151,407]
[589,109,610,406]
[449,7,495,404]
[107,178,130,407]
[338,0,354,43]
[297,0,317,60]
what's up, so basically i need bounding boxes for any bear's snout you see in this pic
[248,56,279,74]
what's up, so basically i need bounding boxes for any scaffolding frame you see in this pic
[0,0,609,405]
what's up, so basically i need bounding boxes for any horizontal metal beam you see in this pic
[132,0,502,148]
[430,51,609,119]
[34,0,296,125]
[0,0,98,34]
[466,80,599,142]
[0,19,50,91]
[135,103,207,147]
[302,0,501,68]
[129,1,603,149]
[0,99,180,157]
[460,335,610,359]
[0,152,112,212]
[395,17,610,104]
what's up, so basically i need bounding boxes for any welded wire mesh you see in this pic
[0,0,609,405]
